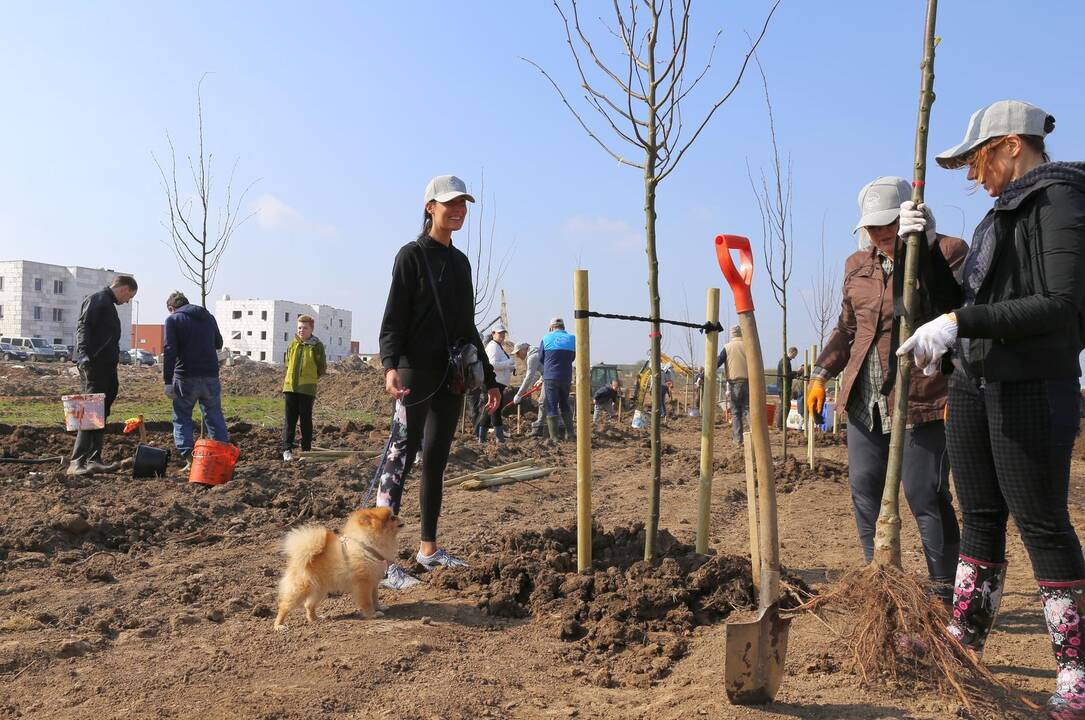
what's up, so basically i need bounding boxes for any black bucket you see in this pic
[132,444,170,478]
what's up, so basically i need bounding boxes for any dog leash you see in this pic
[361,411,403,508]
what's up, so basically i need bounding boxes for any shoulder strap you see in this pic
[415,239,451,347]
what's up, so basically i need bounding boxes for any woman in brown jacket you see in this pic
[807,176,966,599]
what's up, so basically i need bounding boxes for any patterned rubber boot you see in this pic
[946,555,1007,658]
[1041,583,1085,719]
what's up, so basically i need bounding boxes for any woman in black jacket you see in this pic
[377,175,500,590]
[899,100,1085,717]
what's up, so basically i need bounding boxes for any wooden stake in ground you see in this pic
[573,269,592,572]
[696,288,721,554]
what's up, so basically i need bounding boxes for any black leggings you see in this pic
[387,367,462,542]
[283,392,315,451]
[947,372,1085,582]
[478,382,506,430]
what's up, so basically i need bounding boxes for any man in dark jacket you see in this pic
[538,317,575,442]
[68,275,138,475]
[163,291,229,467]
[776,347,800,429]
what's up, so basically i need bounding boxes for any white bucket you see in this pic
[631,409,645,429]
[62,393,106,431]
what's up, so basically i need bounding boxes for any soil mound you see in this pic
[776,455,848,492]
[430,521,804,687]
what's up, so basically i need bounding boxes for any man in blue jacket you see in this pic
[538,317,575,442]
[163,291,229,468]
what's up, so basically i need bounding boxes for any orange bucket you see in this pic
[188,438,240,486]
[765,402,776,427]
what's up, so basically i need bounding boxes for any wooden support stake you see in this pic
[574,269,593,571]
[696,288,721,554]
[743,430,761,596]
[517,404,522,435]
[137,413,146,444]
[807,344,816,468]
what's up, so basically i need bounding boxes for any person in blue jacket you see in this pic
[162,291,229,469]
[538,317,575,442]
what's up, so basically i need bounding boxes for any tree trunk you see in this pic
[643,18,662,562]
[780,285,787,458]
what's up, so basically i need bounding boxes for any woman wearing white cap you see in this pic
[899,100,1085,717]
[807,176,966,602]
[478,324,515,444]
[377,175,501,589]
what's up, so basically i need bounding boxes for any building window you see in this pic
[231,331,241,340]
[246,351,252,357]
[260,351,266,361]
[34,278,42,291]
[261,310,267,321]
[0,277,4,290]
[339,319,343,328]
[0,306,3,319]
[53,280,64,294]
[284,312,289,322]
[232,310,242,319]
[283,351,287,362]
[283,332,288,341]
[33,306,42,320]
[338,337,342,346]
[246,330,252,336]
[139,338,147,344]
[247,310,253,316]
[53,337,63,344]
[51,308,63,322]
[260,331,266,340]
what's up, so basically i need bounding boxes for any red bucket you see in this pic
[188,438,240,486]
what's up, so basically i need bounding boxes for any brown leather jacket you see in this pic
[815,234,967,425]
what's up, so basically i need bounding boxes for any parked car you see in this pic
[0,336,56,361]
[0,341,28,361]
[117,350,133,365]
[52,344,71,361]
[128,349,156,366]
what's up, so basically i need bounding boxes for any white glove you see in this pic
[896,314,958,376]
[512,392,522,405]
[899,201,936,246]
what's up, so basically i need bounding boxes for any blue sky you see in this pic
[2,1,1083,366]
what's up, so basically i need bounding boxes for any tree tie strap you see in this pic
[572,309,723,335]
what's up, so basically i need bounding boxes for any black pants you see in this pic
[71,362,118,463]
[947,372,1085,582]
[847,413,960,585]
[478,382,506,431]
[396,368,462,542]
[283,392,315,452]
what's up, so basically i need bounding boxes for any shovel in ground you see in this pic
[716,234,791,704]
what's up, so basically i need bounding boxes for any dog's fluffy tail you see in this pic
[282,524,335,568]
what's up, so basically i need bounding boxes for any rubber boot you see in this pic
[560,412,575,442]
[546,417,562,444]
[65,458,89,477]
[494,426,506,444]
[1040,583,1085,719]
[946,555,1007,657]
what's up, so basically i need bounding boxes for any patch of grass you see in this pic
[0,396,375,428]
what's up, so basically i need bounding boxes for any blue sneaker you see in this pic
[379,563,421,590]
[416,549,469,571]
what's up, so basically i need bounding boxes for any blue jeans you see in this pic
[171,376,229,457]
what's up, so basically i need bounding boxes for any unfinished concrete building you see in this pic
[213,296,352,366]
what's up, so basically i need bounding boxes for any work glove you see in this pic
[512,392,522,405]
[896,313,958,376]
[898,200,937,246]
[806,377,826,425]
[164,383,176,399]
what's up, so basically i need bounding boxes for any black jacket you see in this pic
[75,287,121,367]
[379,235,497,388]
[935,162,1085,381]
[163,304,223,384]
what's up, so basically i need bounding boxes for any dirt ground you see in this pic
[0,365,1079,719]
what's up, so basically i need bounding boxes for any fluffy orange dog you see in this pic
[274,506,402,629]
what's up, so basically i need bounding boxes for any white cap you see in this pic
[936,100,1054,169]
[515,342,530,352]
[853,176,911,232]
[492,323,507,333]
[424,175,475,203]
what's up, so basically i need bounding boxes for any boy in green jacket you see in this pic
[282,314,327,461]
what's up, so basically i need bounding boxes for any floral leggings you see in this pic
[373,368,461,543]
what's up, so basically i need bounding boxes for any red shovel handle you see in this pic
[714,234,755,314]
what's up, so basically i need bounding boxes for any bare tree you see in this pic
[153,74,256,307]
[802,212,839,348]
[528,0,780,559]
[463,171,513,329]
[746,55,793,457]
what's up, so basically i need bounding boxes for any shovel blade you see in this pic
[724,605,792,704]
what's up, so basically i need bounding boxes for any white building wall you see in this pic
[0,260,132,350]
[214,297,352,366]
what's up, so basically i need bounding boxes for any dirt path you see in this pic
[0,416,1071,719]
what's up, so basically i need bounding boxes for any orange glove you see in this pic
[807,378,826,418]
[122,417,143,435]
